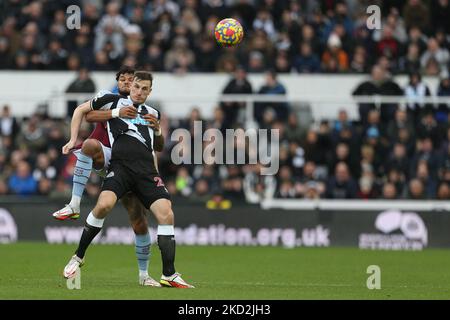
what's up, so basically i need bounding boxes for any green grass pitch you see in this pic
[1,242,449,299]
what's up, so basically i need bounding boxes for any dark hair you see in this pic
[115,65,136,81]
[134,71,153,86]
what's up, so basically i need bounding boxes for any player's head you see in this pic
[130,71,153,104]
[116,66,136,96]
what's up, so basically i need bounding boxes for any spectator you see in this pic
[416,112,441,148]
[398,43,421,74]
[65,68,96,118]
[0,105,19,142]
[37,177,52,196]
[382,182,398,199]
[0,179,8,195]
[94,1,130,60]
[430,0,450,34]
[420,38,450,76]
[326,162,358,199]
[436,182,450,200]
[321,33,349,73]
[415,160,437,198]
[0,37,12,69]
[247,50,266,73]
[285,112,305,143]
[385,143,410,178]
[436,71,450,122]
[221,66,253,128]
[357,173,378,199]
[253,9,277,42]
[255,70,289,123]
[175,167,193,197]
[32,153,57,181]
[303,181,321,199]
[15,115,46,153]
[293,42,321,73]
[375,25,399,60]
[8,160,37,195]
[404,71,432,124]
[352,65,403,125]
[410,137,440,177]
[164,36,196,73]
[408,178,426,199]
[403,0,430,31]
[386,109,415,142]
[349,45,368,73]
[275,165,297,198]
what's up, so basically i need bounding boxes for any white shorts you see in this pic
[74,142,111,178]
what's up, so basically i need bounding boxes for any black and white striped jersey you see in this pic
[90,92,160,151]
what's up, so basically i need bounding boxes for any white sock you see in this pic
[69,195,81,209]
[139,270,149,278]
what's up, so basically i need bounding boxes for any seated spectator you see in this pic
[416,112,441,148]
[285,112,305,143]
[8,161,37,196]
[382,182,398,199]
[32,153,57,181]
[436,182,450,200]
[386,168,407,197]
[420,37,450,76]
[0,105,19,142]
[385,143,410,178]
[415,160,437,198]
[398,43,421,74]
[405,71,432,124]
[303,181,321,199]
[386,109,415,143]
[15,115,46,153]
[175,167,193,197]
[408,178,426,199]
[349,45,368,73]
[326,162,358,199]
[293,42,321,73]
[357,173,378,199]
[321,33,349,73]
[436,71,450,122]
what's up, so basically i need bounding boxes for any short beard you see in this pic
[118,89,130,96]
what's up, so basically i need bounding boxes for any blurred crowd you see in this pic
[0,66,449,202]
[0,0,449,75]
[0,0,449,204]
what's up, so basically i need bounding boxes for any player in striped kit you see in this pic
[54,66,160,287]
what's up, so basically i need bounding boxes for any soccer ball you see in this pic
[214,18,244,47]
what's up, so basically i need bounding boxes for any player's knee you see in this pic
[96,199,114,215]
[131,219,148,235]
[81,139,101,157]
[157,203,174,224]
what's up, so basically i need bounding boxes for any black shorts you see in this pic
[102,160,171,209]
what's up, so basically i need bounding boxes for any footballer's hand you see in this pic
[62,140,76,154]
[119,106,138,119]
[143,114,161,132]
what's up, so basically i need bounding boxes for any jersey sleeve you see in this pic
[90,92,119,111]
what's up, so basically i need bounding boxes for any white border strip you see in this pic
[261,199,450,212]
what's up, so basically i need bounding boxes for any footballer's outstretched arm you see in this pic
[62,101,92,154]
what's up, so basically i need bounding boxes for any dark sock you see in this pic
[158,235,176,276]
[75,223,102,259]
